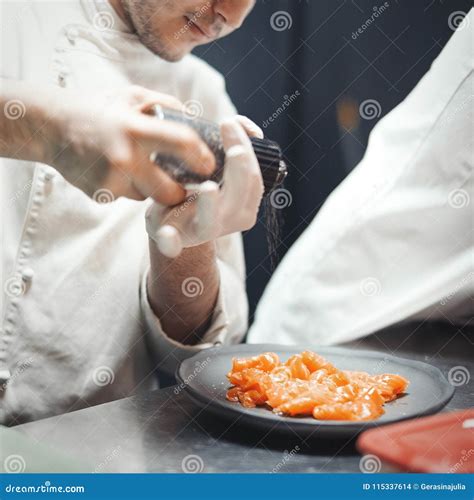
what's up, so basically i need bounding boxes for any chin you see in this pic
[164,50,189,62]
[155,41,193,62]
[136,32,191,62]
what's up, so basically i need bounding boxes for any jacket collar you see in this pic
[80,0,133,34]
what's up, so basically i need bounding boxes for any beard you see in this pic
[121,0,184,61]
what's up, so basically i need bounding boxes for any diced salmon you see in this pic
[373,374,409,401]
[230,352,280,373]
[301,351,337,373]
[226,351,409,421]
[276,396,317,416]
[285,355,311,380]
[312,399,385,421]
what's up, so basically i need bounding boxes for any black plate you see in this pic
[176,344,455,438]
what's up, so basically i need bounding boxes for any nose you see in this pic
[214,0,253,29]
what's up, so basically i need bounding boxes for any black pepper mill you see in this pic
[150,104,287,195]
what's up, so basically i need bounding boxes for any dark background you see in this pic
[195,0,473,321]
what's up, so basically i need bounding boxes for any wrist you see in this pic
[33,86,69,166]
[2,80,65,165]
[147,239,220,344]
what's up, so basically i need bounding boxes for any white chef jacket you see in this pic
[249,10,473,346]
[0,0,247,424]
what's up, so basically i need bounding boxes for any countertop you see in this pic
[13,320,473,473]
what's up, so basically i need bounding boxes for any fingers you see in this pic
[220,119,264,231]
[221,143,259,207]
[100,168,146,201]
[126,85,183,112]
[132,117,216,177]
[155,183,220,248]
[143,93,183,112]
[220,117,253,152]
[109,137,185,205]
[145,180,221,258]
[132,159,186,206]
[221,118,261,177]
[114,117,216,205]
[195,181,220,241]
[235,115,264,139]
[220,118,256,203]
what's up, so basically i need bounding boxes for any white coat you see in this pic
[0,0,247,424]
[249,10,473,346]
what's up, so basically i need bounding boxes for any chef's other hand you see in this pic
[50,85,216,205]
[145,117,264,258]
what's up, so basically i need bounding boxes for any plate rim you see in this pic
[176,344,455,432]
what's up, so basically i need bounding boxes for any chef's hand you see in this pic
[54,86,220,204]
[1,80,215,205]
[145,117,264,258]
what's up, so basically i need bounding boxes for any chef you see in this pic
[0,0,259,424]
[249,9,473,346]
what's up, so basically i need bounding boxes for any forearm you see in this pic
[0,78,63,164]
[147,240,220,345]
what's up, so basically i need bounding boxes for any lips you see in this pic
[185,15,213,39]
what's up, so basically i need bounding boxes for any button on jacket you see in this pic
[1,0,247,424]
[249,10,473,346]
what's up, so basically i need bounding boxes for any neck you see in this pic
[108,0,133,30]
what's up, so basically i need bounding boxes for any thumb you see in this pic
[146,204,184,258]
[155,225,183,258]
[195,181,220,242]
